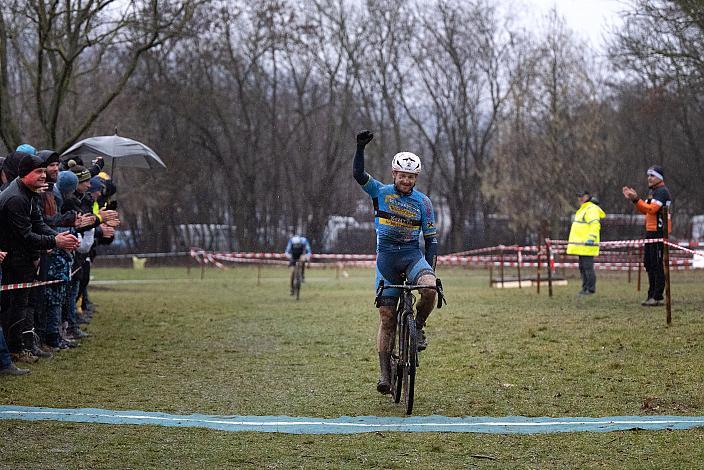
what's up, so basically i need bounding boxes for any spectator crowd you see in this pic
[0,144,120,376]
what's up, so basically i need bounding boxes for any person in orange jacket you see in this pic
[622,165,672,306]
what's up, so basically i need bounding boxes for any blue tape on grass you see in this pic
[1,406,704,434]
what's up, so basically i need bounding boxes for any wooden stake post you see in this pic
[637,245,642,292]
[546,239,553,297]
[663,206,672,325]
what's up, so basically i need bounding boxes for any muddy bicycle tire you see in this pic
[403,316,417,415]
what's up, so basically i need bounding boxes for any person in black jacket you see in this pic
[29,151,78,353]
[0,155,79,363]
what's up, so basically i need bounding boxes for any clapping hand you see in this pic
[100,224,115,238]
[55,232,80,251]
[622,186,638,201]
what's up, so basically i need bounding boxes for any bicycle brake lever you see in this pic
[375,280,385,305]
[436,279,447,308]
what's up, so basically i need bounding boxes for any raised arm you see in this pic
[353,130,374,185]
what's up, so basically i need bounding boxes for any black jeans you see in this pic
[644,234,665,301]
[0,258,38,352]
[578,256,596,293]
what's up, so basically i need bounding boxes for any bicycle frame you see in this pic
[292,259,304,300]
[375,278,446,414]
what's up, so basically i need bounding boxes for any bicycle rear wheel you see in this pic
[390,353,401,403]
[403,316,417,415]
[293,263,302,300]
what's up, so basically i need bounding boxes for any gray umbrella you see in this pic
[61,135,166,169]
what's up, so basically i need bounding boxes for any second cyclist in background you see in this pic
[353,130,439,395]
[285,235,312,295]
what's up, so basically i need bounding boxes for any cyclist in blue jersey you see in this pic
[285,235,312,295]
[353,130,438,395]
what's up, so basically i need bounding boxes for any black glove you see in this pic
[356,130,373,147]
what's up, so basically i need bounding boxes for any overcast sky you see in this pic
[513,0,629,50]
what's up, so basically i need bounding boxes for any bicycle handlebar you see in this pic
[375,279,447,309]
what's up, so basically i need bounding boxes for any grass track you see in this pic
[1,266,703,468]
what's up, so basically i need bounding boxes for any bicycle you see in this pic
[376,276,446,415]
[292,259,304,300]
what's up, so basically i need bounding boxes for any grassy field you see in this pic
[1,265,703,468]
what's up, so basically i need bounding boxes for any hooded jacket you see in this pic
[53,171,79,229]
[1,151,30,190]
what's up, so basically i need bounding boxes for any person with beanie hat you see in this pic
[68,160,91,185]
[31,151,73,353]
[88,175,105,196]
[15,144,37,156]
[1,150,32,190]
[54,171,79,211]
[0,156,80,361]
[17,154,45,180]
[622,165,673,306]
[60,156,104,177]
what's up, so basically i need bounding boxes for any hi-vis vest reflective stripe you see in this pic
[566,202,606,256]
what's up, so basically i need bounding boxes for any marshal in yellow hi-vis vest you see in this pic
[566,201,606,256]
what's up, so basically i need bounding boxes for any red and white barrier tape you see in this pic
[189,235,704,271]
[1,267,82,292]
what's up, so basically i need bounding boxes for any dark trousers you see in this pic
[0,326,12,369]
[644,235,665,301]
[578,256,596,293]
[78,259,91,308]
[0,259,38,352]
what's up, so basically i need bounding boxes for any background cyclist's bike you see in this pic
[376,277,446,414]
[292,259,304,300]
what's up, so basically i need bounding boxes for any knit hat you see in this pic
[67,160,91,182]
[15,143,37,156]
[56,171,78,195]
[37,150,60,166]
[88,175,105,194]
[18,154,45,178]
[647,165,664,181]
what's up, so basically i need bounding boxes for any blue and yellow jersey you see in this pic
[285,236,312,259]
[360,175,437,250]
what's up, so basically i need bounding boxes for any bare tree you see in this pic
[397,0,518,251]
[0,0,200,152]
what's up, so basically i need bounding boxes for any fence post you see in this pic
[517,248,522,288]
[547,239,553,298]
[500,247,505,288]
[536,244,542,295]
[663,206,672,325]
[637,244,642,292]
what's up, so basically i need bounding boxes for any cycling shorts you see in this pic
[288,255,304,267]
[375,247,434,300]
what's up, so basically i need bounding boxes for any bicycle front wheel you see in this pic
[403,316,417,415]
[293,264,302,300]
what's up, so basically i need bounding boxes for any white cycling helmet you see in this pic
[391,152,422,174]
